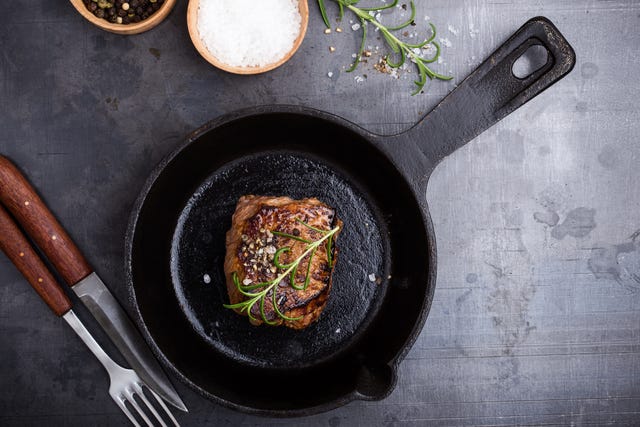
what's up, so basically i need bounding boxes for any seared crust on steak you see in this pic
[224,196,342,329]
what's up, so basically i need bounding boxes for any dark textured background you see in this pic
[1,0,639,425]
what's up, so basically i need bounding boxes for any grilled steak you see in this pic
[224,195,342,329]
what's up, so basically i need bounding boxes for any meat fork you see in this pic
[0,203,180,426]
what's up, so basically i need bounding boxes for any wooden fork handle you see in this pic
[0,204,72,316]
[0,156,91,286]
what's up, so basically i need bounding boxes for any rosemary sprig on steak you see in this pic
[224,220,340,325]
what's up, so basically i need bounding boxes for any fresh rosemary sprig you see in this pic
[318,0,452,95]
[224,220,340,325]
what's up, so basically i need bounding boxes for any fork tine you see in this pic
[113,395,142,427]
[125,388,155,427]
[134,382,167,427]
[147,386,181,427]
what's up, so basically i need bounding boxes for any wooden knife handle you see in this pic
[0,156,92,286]
[0,204,72,316]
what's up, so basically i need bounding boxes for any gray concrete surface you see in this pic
[1,0,639,425]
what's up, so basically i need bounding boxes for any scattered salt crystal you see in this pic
[327,71,333,78]
[469,22,479,38]
[351,53,358,58]
[335,328,341,333]
[351,22,361,31]
[447,24,459,36]
[439,37,452,47]
[424,15,430,21]
[368,273,376,282]
[354,75,365,83]
[203,274,211,284]
[437,56,443,64]
[242,278,253,285]
[197,0,302,68]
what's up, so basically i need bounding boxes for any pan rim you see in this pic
[124,105,438,416]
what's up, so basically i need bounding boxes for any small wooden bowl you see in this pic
[187,0,309,74]
[69,0,177,35]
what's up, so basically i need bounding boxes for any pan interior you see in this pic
[170,151,388,369]
[128,112,434,412]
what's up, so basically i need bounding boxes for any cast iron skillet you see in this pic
[126,17,575,416]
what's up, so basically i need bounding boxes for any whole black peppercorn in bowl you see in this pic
[69,0,176,34]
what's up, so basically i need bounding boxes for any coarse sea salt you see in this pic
[197,0,302,68]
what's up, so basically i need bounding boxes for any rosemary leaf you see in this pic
[386,1,416,31]
[346,18,367,73]
[317,0,331,28]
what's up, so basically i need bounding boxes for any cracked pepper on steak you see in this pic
[224,196,342,329]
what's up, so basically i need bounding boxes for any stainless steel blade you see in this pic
[73,273,187,412]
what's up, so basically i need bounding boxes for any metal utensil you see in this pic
[0,155,187,412]
[0,203,180,426]
[64,311,179,427]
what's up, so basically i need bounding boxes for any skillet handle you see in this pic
[0,156,92,286]
[0,204,72,316]
[413,16,576,166]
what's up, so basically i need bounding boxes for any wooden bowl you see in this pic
[186,0,309,74]
[69,0,177,35]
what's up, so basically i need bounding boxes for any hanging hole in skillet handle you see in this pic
[410,17,577,168]
[512,44,550,79]
[354,363,397,400]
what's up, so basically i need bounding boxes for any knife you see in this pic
[0,155,187,413]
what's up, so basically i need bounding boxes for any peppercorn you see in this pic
[83,0,160,25]
[97,0,112,9]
